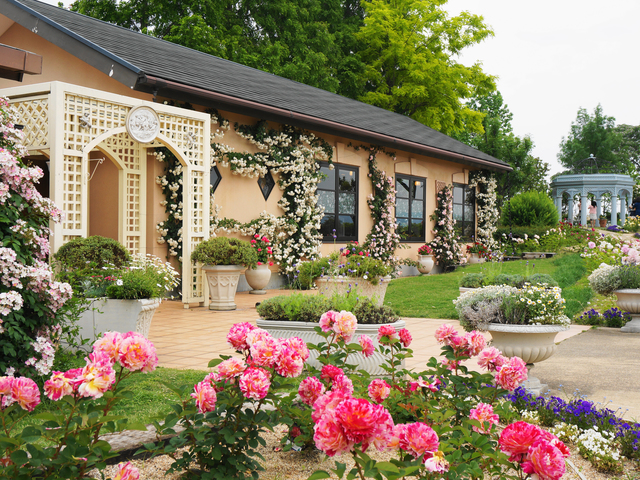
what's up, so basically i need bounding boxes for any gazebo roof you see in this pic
[550,173,634,197]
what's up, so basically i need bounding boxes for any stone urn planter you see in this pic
[467,253,485,264]
[487,323,569,394]
[257,318,406,376]
[203,265,245,310]
[314,276,392,307]
[614,289,640,333]
[244,264,272,295]
[77,297,162,341]
[417,255,435,274]
[458,287,478,294]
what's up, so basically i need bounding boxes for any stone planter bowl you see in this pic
[486,323,569,364]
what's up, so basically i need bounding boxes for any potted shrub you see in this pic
[255,293,404,375]
[55,237,179,340]
[244,234,273,294]
[458,273,485,293]
[416,244,435,274]
[467,242,488,264]
[454,284,570,393]
[589,263,640,332]
[298,252,394,306]
[191,236,258,310]
[599,214,608,228]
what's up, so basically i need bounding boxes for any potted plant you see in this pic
[458,273,485,293]
[589,263,640,332]
[298,252,395,306]
[416,244,435,274]
[55,237,179,340]
[255,293,404,375]
[454,284,570,393]
[191,236,258,310]
[244,234,273,294]
[467,242,488,264]
[599,214,608,228]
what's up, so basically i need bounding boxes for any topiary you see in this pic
[55,236,131,271]
[526,273,559,287]
[191,236,258,268]
[501,191,558,227]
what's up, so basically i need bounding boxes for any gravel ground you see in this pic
[93,424,639,480]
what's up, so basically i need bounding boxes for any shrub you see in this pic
[54,236,131,271]
[459,273,485,288]
[501,191,558,227]
[298,253,394,288]
[526,273,559,287]
[191,236,257,267]
[490,273,524,287]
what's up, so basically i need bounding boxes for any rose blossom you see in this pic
[249,335,279,368]
[298,376,325,406]
[275,345,304,378]
[280,336,309,361]
[368,379,391,403]
[409,376,439,392]
[10,377,40,412]
[320,365,344,383]
[469,403,499,434]
[312,389,349,423]
[227,322,256,351]
[191,380,217,413]
[113,461,140,480]
[398,328,412,347]
[335,398,384,445]
[477,347,507,372]
[0,376,15,408]
[332,373,354,396]
[424,450,449,472]
[245,328,272,347]
[521,439,567,480]
[217,357,246,378]
[464,331,486,356]
[93,331,123,363]
[333,311,357,342]
[434,324,458,344]
[117,332,158,373]
[495,356,528,391]
[239,367,271,400]
[377,324,398,344]
[44,371,75,401]
[359,335,375,357]
[499,421,544,461]
[313,411,352,457]
[319,310,338,333]
[398,422,439,459]
[77,351,116,399]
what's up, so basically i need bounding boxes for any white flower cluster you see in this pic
[469,172,500,252]
[429,185,465,267]
[587,263,619,295]
[577,426,620,461]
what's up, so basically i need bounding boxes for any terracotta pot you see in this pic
[468,252,485,264]
[244,263,272,294]
[256,318,406,376]
[314,276,391,306]
[486,323,569,364]
[417,254,435,274]
[614,289,640,333]
[202,265,244,310]
[77,297,161,340]
[599,218,607,228]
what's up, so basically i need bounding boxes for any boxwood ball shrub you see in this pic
[459,273,485,288]
[191,236,257,267]
[501,191,558,227]
[54,235,131,270]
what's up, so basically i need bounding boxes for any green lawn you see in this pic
[385,254,592,320]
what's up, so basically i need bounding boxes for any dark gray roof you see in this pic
[3,0,511,171]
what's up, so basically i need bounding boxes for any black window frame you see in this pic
[317,162,359,242]
[394,174,426,242]
[453,183,476,241]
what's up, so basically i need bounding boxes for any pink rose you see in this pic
[368,379,391,404]
[377,324,398,344]
[434,324,458,344]
[44,371,75,401]
[320,365,344,383]
[332,374,354,396]
[499,421,544,462]
[239,367,271,400]
[280,336,309,361]
[275,345,304,378]
[319,310,337,332]
[249,335,279,368]
[398,328,412,348]
[312,389,350,423]
[313,411,353,456]
[10,377,40,412]
[92,331,123,363]
[335,398,383,444]
[359,335,375,357]
[423,450,449,472]
[469,403,499,434]
[217,357,246,378]
[522,439,566,480]
[398,422,439,459]
[227,322,256,351]
[113,461,140,480]
[192,380,217,413]
[117,332,158,373]
[477,347,507,372]
[333,311,357,343]
[77,352,116,399]
[495,356,528,391]
[464,331,486,356]
[298,376,325,406]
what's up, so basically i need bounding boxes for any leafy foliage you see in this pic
[501,191,558,227]
[191,236,258,267]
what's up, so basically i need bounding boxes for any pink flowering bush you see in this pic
[0,330,158,478]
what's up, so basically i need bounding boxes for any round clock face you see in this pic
[126,105,160,144]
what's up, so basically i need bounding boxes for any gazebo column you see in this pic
[611,194,619,226]
[555,195,562,222]
[581,194,588,226]
[621,195,628,225]
[567,197,574,223]
[596,196,602,220]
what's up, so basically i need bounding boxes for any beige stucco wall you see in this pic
[0,19,478,267]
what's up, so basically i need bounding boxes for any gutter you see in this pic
[139,75,512,173]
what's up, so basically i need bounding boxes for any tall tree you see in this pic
[615,124,640,175]
[558,105,630,174]
[355,0,496,135]
[455,92,549,203]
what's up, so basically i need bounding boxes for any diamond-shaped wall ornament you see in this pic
[258,169,275,200]
[210,164,222,193]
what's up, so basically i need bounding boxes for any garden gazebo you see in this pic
[550,174,635,226]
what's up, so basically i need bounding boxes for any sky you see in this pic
[45,0,640,178]
[446,0,640,177]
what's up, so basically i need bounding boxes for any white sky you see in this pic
[447,0,640,177]
[47,0,640,178]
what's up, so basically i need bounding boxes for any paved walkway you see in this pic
[149,291,640,420]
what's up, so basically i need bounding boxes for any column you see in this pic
[567,198,574,223]
[596,196,602,219]
[555,196,562,222]
[621,195,628,225]
[611,193,619,226]
[581,195,588,226]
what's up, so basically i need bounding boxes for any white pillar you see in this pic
[621,195,628,225]
[568,198,574,223]
[612,194,619,226]
[555,196,562,222]
[596,197,602,219]
[581,195,588,226]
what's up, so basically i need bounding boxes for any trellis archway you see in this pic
[550,174,635,226]
[3,81,211,305]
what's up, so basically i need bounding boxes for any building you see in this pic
[0,0,511,305]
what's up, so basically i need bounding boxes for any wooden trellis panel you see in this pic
[11,97,49,150]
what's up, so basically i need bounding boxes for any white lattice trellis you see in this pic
[3,82,211,306]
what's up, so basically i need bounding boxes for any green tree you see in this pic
[558,105,630,174]
[615,124,640,174]
[455,92,549,203]
[355,0,496,135]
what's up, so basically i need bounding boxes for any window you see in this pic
[453,183,475,241]
[395,175,425,241]
[317,163,358,241]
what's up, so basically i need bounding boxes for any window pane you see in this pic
[453,186,463,204]
[464,205,475,222]
[320,215,335,236]
[412,180,424,200]
[396,218,409,238]
[410,220,424,238]
[318,166,335,190]
[453,204,463,221]
[463,221,474,239]
[338,215,356,238]
[396,178,410,198]
[411,200,423,219]
[338,193,355,214]
[465,188,475,205]
[338,169,356,192]
[318,191,335,214]
[396,198,409,217]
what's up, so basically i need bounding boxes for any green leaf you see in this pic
[208,358,223,368]
[308,471,331,480]
[374,462,399,473]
